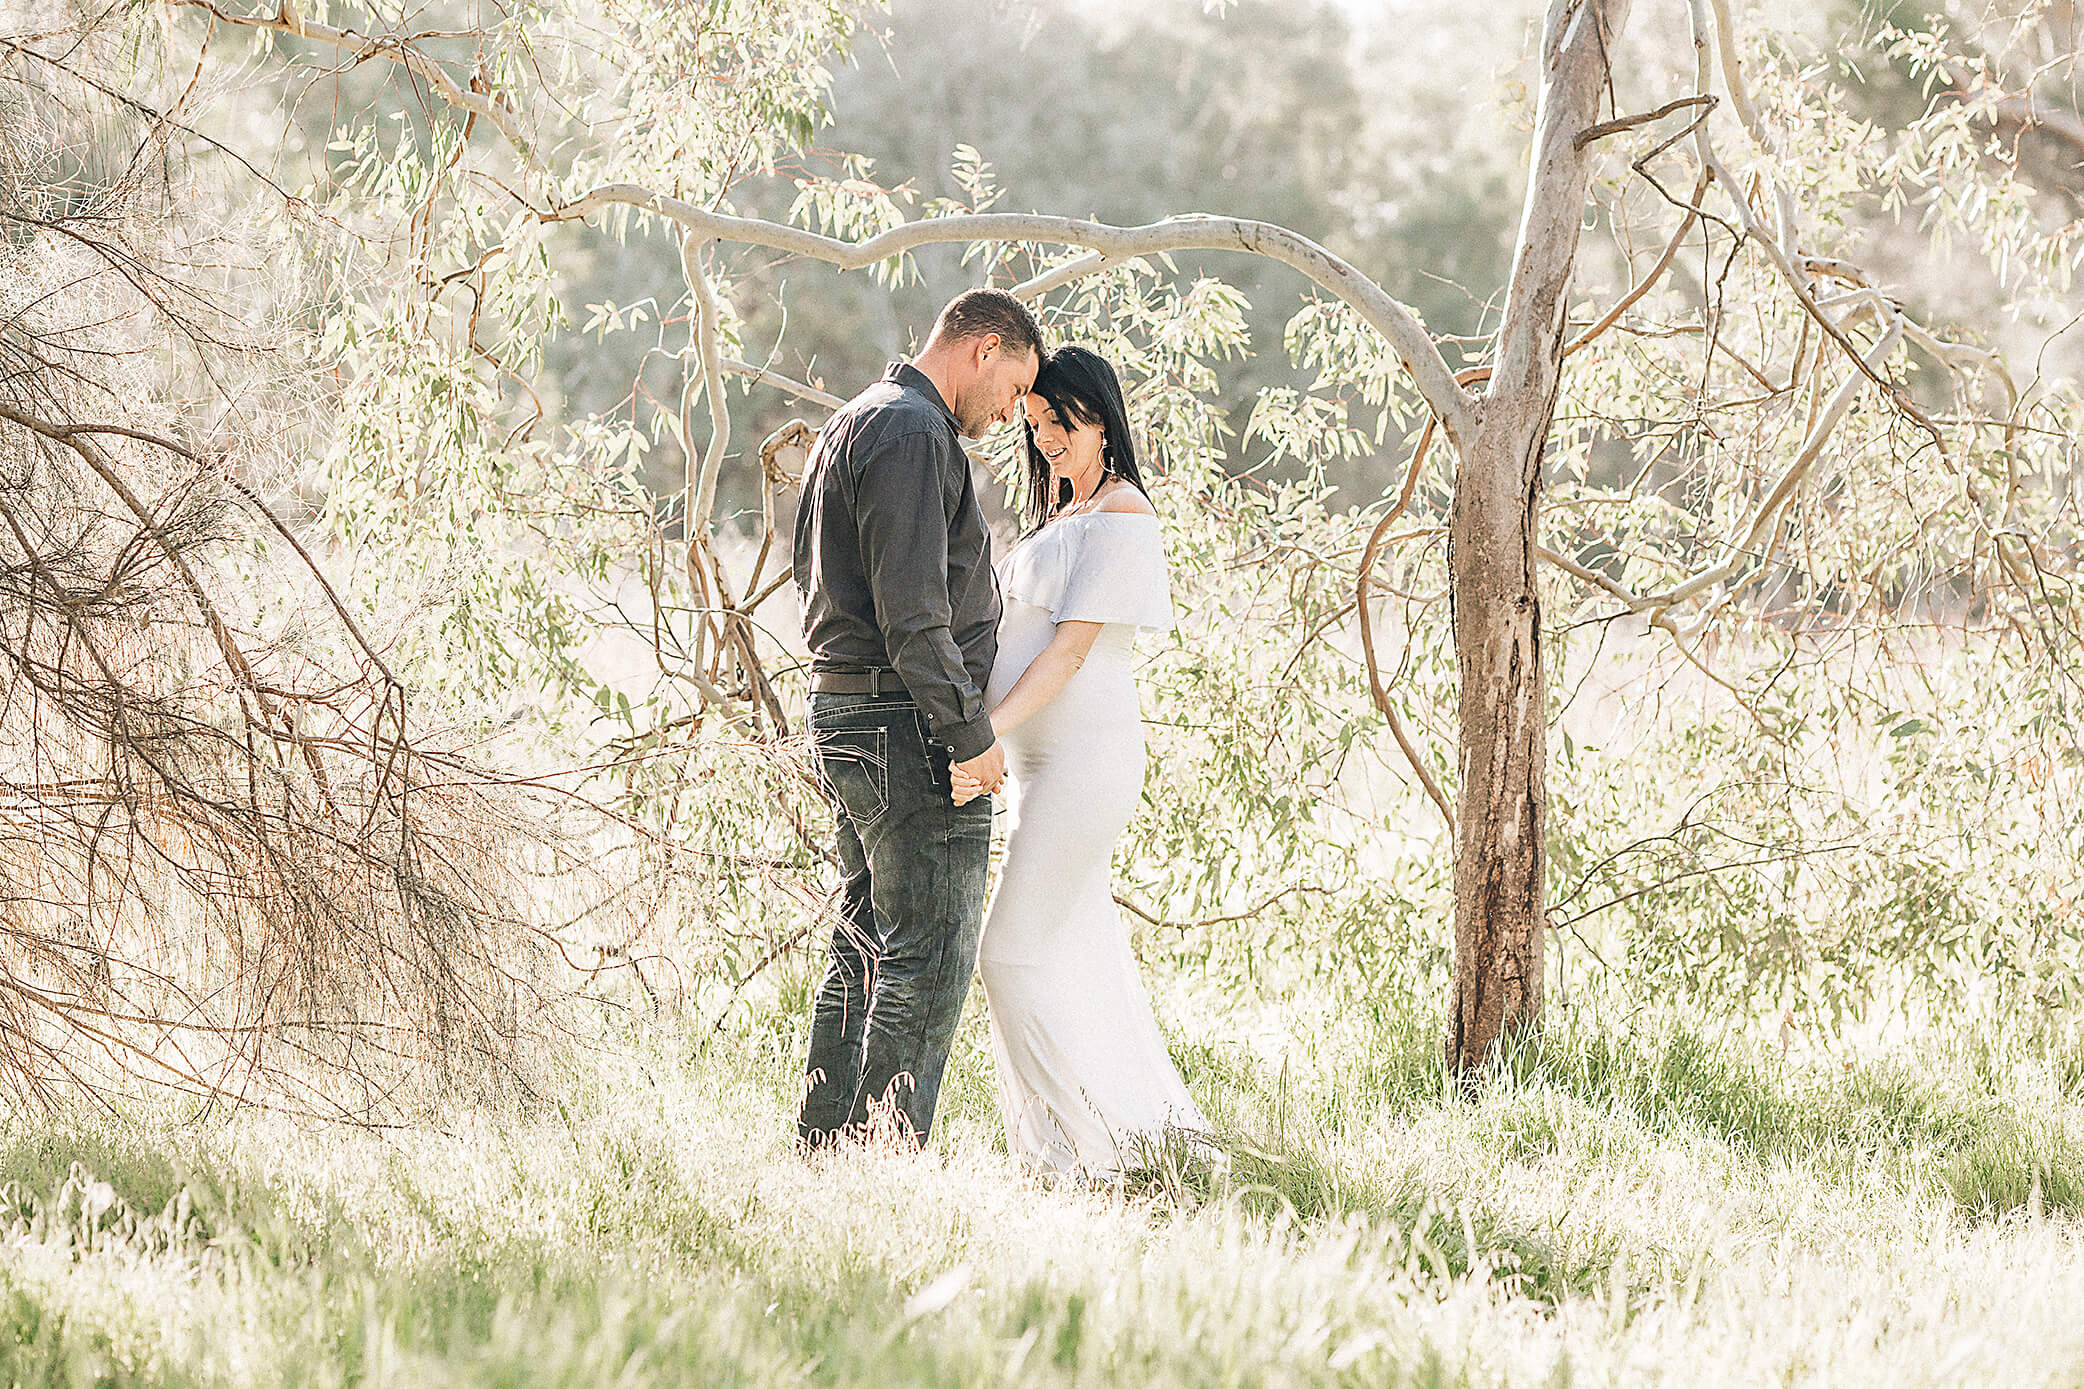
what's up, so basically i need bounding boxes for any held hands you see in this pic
[951,742,1005,807]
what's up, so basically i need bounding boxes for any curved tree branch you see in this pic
[681,235,733,543]
[1357,417,1456,838]
[169,1,1474,445]
[558,196,1475,445]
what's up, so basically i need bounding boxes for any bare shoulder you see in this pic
[1092,484,1157,517]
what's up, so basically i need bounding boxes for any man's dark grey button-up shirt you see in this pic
[794,362,1001,762]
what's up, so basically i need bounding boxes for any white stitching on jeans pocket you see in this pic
[814,727,890,831]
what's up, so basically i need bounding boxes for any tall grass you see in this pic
[3,974,2083,1386]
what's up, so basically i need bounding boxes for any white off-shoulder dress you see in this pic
[978,511,1211,1175]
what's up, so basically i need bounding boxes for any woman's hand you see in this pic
[950,764,987,806]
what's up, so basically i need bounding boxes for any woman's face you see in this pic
[1022,393,1105,486]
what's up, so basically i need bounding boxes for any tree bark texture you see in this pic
[1449,0,1632,1075]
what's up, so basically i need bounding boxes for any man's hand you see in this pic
[951,765,995,805]
[952,743,1005,806]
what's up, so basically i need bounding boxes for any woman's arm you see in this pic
[988,619,1103,738]
[950,620,1103,805]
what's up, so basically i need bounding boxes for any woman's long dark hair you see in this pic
[1020,345,1147,533]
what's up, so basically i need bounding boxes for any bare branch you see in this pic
[680,236,732,546]
[1011,250,1124,300]
[1640,316,1905,612]
[1565,171,1711,355]
[721,358,845,411]
[1686,0,1947,454]
[1705,0,1779,157]
[1574,94,1718,149]
[1356,418,1456,838]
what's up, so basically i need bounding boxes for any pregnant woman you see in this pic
[951,345,1213,1177]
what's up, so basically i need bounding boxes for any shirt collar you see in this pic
[885,361,960,432]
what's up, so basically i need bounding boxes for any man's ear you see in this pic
[975,332,1002,367]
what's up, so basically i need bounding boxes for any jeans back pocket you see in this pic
[813,726,891,832]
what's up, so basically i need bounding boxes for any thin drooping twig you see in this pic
[1355,417,1457,837]
[1632,317,1905,613]
[1564,170,1712,356]
[1113,884,1328,933]
[1683,0,1948,456]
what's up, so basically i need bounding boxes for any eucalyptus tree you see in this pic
[121,0,2084,1069]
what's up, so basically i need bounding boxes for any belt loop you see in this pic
[870,668,884,697]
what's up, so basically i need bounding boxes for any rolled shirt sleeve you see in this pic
[852,429,999,762]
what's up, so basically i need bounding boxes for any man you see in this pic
[793,288,1043,1150]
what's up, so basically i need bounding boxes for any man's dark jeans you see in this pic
[798,690,992,1149]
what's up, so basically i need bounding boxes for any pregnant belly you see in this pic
[986,605,1142,707]
[1000,659,1142,768]
[984,602,1057,710]
[987,603,1146,765]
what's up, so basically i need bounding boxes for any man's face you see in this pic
[952,336,1040,438]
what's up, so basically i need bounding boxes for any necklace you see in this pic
[1057,466,1113,518]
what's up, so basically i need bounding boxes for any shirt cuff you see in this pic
[942,714,997,764]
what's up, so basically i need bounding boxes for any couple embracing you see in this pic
[793,288,1211,1177]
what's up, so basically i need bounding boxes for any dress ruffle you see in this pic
[996,512,1175,632]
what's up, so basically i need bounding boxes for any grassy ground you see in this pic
[4,974,2084,1387]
